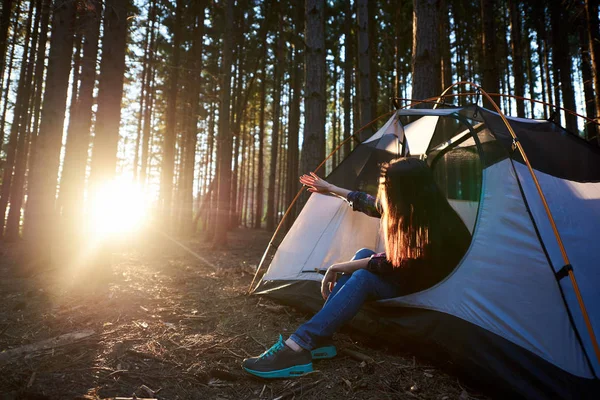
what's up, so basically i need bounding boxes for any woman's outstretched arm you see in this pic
[299,172,351,200]
[299,172,382,218]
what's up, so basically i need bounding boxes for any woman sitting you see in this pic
[243,158,472,378]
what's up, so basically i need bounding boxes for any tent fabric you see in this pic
[254,105,600,399]
[478,108,600,182]
[513,163,600,375]
[262,194,383,281]
[380,159,592,378]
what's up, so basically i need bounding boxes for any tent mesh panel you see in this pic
[427,118,484,202]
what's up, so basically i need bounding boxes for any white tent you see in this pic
[253,105,600,399]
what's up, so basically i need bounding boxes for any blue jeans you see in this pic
[290,248,402,350]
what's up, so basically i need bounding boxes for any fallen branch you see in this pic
[340,348,374,363]
[0,329,95,365]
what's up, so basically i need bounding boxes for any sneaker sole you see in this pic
[311,345,337,360]
[243,363,313,378]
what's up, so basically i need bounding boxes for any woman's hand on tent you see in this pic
[300,172,331,194]
[321,266,338,300]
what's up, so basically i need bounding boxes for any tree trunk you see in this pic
[159,0,182,228]
[0,0,14,83]
[1,0,34,234]
[584,0,600,142]
[480,0,499,108]
[202,101,216,232]
[550,3,578,133]
[254,25,268,229]
[300,0,326,178]
[578,9,596,140]
[213,0,234,245]
[0,7,19,158]
[356,0,372,140]
[23,0,76,248]
[524,27,536,117]
[343,0,352,159]
[0,0,33,236]
[539,14,554,117]
[267,19,284,231]
[87,0,130,196]
[440,0,452,91]
[180,0,205,236]
[4,0,43,240]
[1,0,34,235]
[412,0,441,106]
[508,0,524,116]
[367,0,377,121]
[56,0,100,225]
[246,128,255,226]
[286,0,302,228]
[140,0,157,188]
[133,4,152,182]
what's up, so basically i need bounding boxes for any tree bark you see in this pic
[480,0,499,108]
[180,0,206,236]
[300,0,326,178]
[253,20,268,229]
[0,0,34,235]
[550,2,578,133]
[214,0,234,245]
[356,0,372,140]
[412,0,441,106]
[0,0,33,236]
[508,0,524,116]
[578,8,596,140]
[2,0,35,238]
[87,0,130,194]
[0,0,14,83]
[5,0,43,240]
[159,0,183,228]
[267,17,284,231]
[439,0,452,91]
[23,0,76,247]
[0,7,19,158]
[367,0,377,121]
[140,1,157,188]
[133,4,153,183]
[342,0,352,159]
[583,0,600,141]
[56,0,100,224]
[285,0,303,228]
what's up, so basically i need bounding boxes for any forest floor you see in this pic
[0,229,489,400]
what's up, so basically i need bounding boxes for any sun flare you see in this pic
[88,178,149,237]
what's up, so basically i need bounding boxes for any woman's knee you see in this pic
[351,248,375,261]
[350,268,378,284]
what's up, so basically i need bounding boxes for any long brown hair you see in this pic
[379,158,463,267]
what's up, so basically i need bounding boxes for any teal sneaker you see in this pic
[242,335,313,378]
[311,345,337,360]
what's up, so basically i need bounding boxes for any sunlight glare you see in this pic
[88,178,149,237]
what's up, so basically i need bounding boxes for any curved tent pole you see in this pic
[486,92,600,128]
[434,81,600,369]
[247,110,395,294]
[409,91,600,128]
